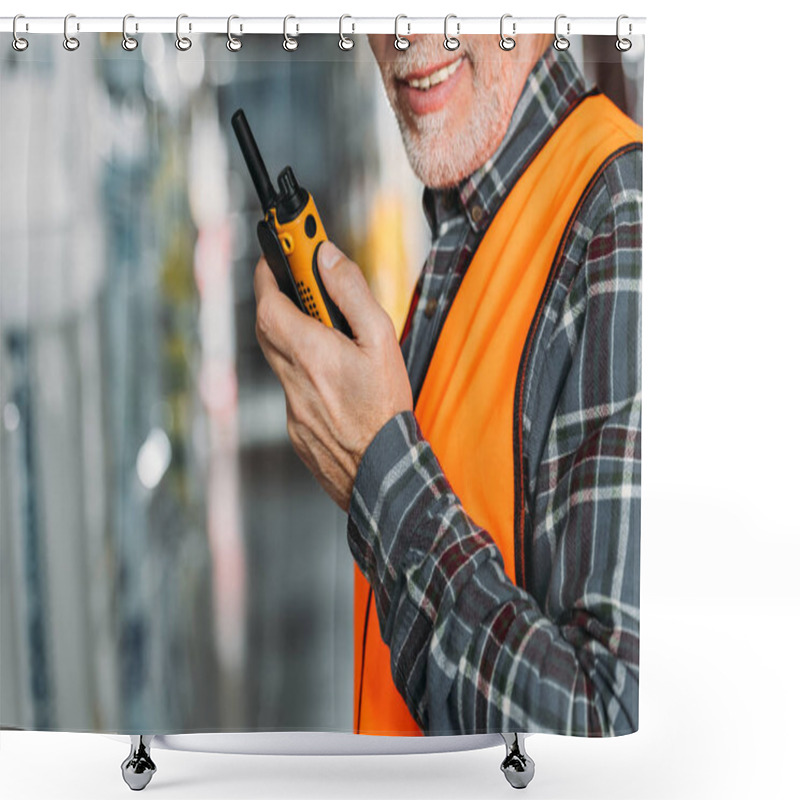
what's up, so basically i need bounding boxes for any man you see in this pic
[253,34,642,738]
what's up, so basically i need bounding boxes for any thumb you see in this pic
[316,241,387,345]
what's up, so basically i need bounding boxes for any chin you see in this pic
[408,147,486,189]
[401,118,507,189]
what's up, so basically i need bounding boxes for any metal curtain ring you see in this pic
[499,14,516,50]
[175,14,192,51]
[12,14,29,52]
[616,14,632,51]
[63,13,80,51]
[227,15,242,51]
[121,14,138,51]
[283,15,298,51]
[339,14,355,50]
[394,15,410,51]
[444,14,460,51]
[553,14,570,51]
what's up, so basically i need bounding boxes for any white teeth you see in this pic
[407,57,463,90]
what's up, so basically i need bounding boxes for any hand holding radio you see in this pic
[234,107,412,510]
[252,240,413,512]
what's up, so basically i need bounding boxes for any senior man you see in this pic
[253,34,642,739]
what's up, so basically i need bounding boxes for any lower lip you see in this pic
[397,58,467,116]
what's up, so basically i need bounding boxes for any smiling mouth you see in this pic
[399,56,465,91]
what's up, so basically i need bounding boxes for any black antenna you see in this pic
[231,108,277,215]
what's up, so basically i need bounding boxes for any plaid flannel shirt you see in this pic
[347,48,642,736]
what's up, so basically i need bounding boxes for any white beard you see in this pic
[397,78,508,188]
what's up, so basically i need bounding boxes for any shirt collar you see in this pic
[423,48,589,237]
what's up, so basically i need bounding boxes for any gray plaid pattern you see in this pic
[347,49,642,736]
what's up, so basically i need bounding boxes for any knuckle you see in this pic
[380,309,396,337]
[286,419,299,448]
[286,404,300,437]
[287,416,309,453]
[331,250,349,271]
[255,300,273,340]
[292,335,312,371]
[374,309,397,346]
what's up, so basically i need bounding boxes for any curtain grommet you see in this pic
[499,14,516,50]
[63,13,80,51]
[227,15,243,52]
[175,14,192,51]
[339,14,355,51]
[12,14,29,51]
[616,15,633,52]
[553,14,570,51]
[394,15,410,51]
[121,14,138,51]
[443,14,460,51]
[283,15,299,51]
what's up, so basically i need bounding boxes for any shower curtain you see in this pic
[0,28,643,739]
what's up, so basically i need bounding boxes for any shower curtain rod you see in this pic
[0,15,646,37]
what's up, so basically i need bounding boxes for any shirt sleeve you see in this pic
[347,158,642,737]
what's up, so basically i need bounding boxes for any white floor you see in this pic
[2,599,796,799]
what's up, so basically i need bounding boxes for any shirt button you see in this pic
[470,204,484,224]
[424,297,438,318]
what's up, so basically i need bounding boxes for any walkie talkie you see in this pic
[231,108,352,338]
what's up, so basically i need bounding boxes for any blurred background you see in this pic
[0,34,643,734]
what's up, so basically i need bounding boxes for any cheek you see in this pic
[476,60,519,118]
[474,58,509,94]
[445,59,486,129]
[458,61,491,121]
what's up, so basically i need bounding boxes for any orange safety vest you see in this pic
[353,93,643,735]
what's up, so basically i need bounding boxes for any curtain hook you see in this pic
[339,14,355,51]
[175,14,192,51]
[499,14,516,50]
[12,14,29,52]
[227,15,243,51]
[444,14,460,51]
[394,15,410,51]
[121,14,138,51]
[63,13,80,51]
[553,14,570,51]
[616,15,632,52]
[283,15,299,51]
